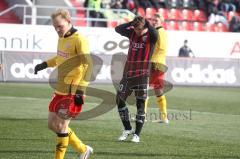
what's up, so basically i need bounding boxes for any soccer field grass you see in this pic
[0,83,240,159]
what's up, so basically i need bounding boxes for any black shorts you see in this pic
[117,75,149,101]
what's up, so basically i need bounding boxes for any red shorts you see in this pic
[49,93,83,118]
[149,70,165,89]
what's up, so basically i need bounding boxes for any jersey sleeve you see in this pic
[75,34,93,92]
[151,28,168,70]
[46,55,58,67]
[146,21,158,44]
[115,22,132,38]
[158,28,167,55]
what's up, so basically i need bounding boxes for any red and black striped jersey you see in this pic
[115,21,158,78]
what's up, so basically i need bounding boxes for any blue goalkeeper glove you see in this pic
[34,62,47,74]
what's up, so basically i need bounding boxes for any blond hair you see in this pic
[51,8,71,22]
[154,13,164,22]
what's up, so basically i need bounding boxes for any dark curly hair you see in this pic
[132,16,145,27]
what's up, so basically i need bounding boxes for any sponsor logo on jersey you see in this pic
[130,42,145,51]
[57,50,69,58]
[65,43,71,49]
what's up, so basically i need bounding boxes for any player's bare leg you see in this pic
[48,112,70,159]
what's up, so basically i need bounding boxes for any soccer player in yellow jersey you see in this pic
[145,13,169,124]
[34,9,93,159]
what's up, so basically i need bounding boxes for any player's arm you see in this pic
[159,29,167,54]
[74,35,93,105]
[76,35,93,89]
[145,20,158,44]
[115,21,132,38]
[34,56,58,74]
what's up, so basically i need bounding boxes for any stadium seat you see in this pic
[182,0,196,9]
[127,0,135,10]
[182,0,190,8]
[162,22,167,29]
[68,0,82,7]
[180,21,193,31]
[145,8,157,19]
[182,9,193,21]
[193,22,204,31]
[158,8,169,20]
[215,23,228,32]
[167,0,182,8]
[169,8,181,20]
[108,21,118,28]
[194,9,207,22]
[137,7,145,17]
[75,12,86,26]
[205,22,215,32]
[167,21,179,30]
[0,0,20,24]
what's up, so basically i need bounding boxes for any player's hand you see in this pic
[34,62,48,74]
[74,90,84,106]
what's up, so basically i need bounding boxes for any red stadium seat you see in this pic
[182,9,193,21]
[158,8,169,20]
[193,22,204,31]
[137,7,145,17]
[145,8,157,19]
[108,21,118,28]
[167,21,179,30]
[205,22,215,32]
[127,0,135,10]
[169,8,181,20]
[68,0,82,7]
[75,13,86,26]
[215,23,228,32]
[180,21,193,31]
[0,0,20,23]
[194,10,207,22]
[162,22,167,29]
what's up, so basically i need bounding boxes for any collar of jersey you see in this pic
[156,26,163,30]
[64,26,77,38]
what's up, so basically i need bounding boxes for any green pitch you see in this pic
[0,83,240,159]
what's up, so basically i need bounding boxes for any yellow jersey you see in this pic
[46,27,92,95]
[151,27,167,68]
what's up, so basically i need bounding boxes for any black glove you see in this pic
[34,62,48,74]
[74,90,84,106]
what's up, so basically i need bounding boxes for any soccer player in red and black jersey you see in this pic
[115,16,158,143]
